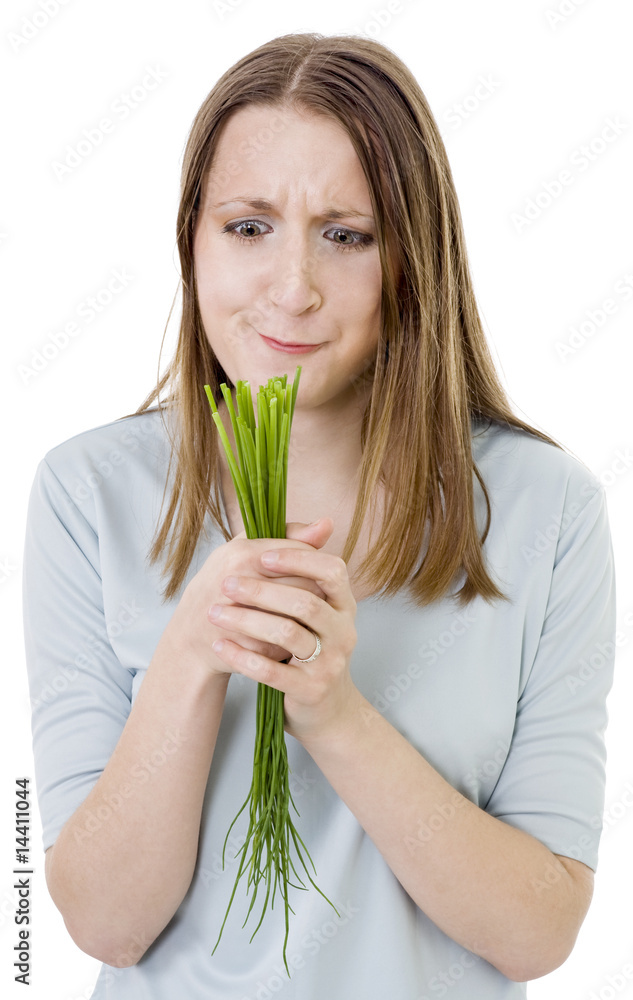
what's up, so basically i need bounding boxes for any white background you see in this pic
[1,0,632,997]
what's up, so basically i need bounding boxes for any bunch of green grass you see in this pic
[204,366,339,976]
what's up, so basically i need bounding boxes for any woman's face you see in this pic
[193,104,383,417]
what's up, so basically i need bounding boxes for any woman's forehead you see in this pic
[202,106,374,213]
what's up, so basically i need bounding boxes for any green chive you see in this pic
[203,367,339,978]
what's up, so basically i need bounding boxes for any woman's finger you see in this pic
[211,637,303,697]
[218,575,333,631]
[258,548,356,613]
[208,600,320,661]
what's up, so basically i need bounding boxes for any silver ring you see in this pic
[292,630,321,662]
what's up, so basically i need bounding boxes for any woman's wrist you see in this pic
[294,682,368,755]
[152,617,231,692]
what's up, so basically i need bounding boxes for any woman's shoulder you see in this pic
[41,408,170,478]
[34,408,174,516]
[469,413,603,518]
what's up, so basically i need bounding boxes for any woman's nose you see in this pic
[267,241,323,315]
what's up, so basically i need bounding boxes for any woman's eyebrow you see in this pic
[212,196,374,222]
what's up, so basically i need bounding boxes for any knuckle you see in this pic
[270,620,294,645]
[279,619,296,643]
[224,545,241,568]
[257,663,275,686]
[330,556,347,584]
[312,676,329,703]
[245,652,261,673]
[292,593,319,619]
[343,627,358,655]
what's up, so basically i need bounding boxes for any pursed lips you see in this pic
[258,332,323,352]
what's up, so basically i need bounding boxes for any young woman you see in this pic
[23,32,616,999]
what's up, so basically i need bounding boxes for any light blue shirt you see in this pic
[22,408,616,998]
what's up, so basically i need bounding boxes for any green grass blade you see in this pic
[207,368,340,979]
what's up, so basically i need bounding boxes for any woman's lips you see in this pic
[259,334,322,355]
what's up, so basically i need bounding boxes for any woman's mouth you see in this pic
[258,334,322,355]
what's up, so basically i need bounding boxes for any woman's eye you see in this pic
[223,220,269,242]
[221,220,374,252]
[327,228,374,252]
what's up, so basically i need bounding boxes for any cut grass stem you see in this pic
[204,368,339,977]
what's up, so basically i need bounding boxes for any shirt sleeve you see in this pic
[483,484,616,872]
[22,456,135,853]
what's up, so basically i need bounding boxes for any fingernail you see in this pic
[223,576,239,592]
[261,551,279,566]
[208,604,222,619]
[309,518,321,527]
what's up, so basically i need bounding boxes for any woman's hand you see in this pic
[164,517,335,679]
[207,517,362,745]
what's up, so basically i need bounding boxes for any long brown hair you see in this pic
[128,32,563,608]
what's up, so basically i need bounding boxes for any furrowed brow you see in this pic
[212,197,374,222]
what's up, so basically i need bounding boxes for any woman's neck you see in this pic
[215,388,368,505]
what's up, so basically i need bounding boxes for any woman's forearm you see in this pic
[45,629,230,968]
[301,691,588,983]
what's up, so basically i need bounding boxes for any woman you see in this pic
[23,32,616,999]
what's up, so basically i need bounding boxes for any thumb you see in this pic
[285,516,334,550]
